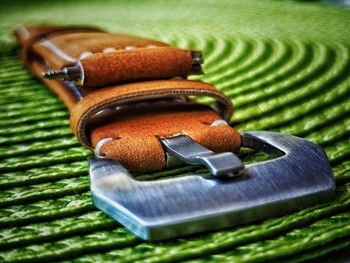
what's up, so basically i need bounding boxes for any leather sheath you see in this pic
[15,25,241,172]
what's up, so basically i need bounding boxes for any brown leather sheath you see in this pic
[15,25,241,172]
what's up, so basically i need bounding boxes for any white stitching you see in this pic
[79,51,93,60]
[95,138,113,158]
[125,45,135,51]
[39,39,76,63]
[211,120,228,126]
[103,47,116,53]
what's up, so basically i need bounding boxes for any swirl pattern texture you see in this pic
[0,0,349,262]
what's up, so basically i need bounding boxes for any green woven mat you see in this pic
[1,0,350,262]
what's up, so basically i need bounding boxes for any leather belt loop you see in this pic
[70,79,234,149]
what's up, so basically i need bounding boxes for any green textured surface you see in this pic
[0,0,350,262]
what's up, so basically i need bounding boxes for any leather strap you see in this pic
[15,25,241,172]
[70,79,234,148]
[89,103,240,171]
[78,47,192,87]
[17,25,193,87]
